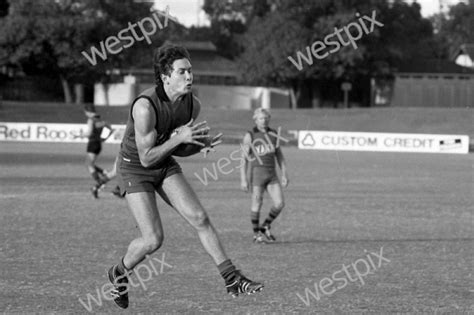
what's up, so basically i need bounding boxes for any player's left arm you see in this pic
[99,120,114,142]
[275,147,289,187]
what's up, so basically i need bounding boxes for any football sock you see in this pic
[116,257,129,275]
[94,166,104,174]
[218,259,237,282]
[251,211,260,234]
[263,206,283,227]
[91,170,108,185]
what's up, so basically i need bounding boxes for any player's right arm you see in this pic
[240,132,252,192]
[133,98,207,168]
[84,118,94,137]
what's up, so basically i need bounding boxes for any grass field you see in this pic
[1,142,473,314]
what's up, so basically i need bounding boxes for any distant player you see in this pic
[240,108,289,243]
[107,45,263,309]
[84,111,120,198]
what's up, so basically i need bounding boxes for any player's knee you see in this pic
[251,203,262,212]
[253,193,263,204]
[190,211,210,229]
[143,234,163,253]
[274,200,285,210]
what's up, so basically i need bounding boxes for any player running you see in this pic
[107,45,263,309]
[240,108,289,243]
[84,111,120,198]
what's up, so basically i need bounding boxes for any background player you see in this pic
[240,108,289,243]
[84,110,120,198]
[107,45,263,309]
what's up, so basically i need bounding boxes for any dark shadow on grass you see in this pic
[269,237,474,245]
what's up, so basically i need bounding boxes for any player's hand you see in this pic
[200,133,223,157]
[281,176,289,188]
[241,180,249,192]
[175,119,209,146]
[100,128,115,142]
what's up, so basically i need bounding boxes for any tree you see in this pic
[202,0,267,59]
[0,0,8,17]
[367,1,440,64]
[206,0,439,107]
[236,0,378,107]
[434,0,474,57]
[0,0,153,103]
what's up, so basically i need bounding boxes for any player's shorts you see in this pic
[117,156,182,195]
[86,140,101,154]
[251,167,279,188]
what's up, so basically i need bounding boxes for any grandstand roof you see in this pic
[395,59,474,75]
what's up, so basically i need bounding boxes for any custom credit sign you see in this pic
[298,131,469,154]
[0,122,126,143]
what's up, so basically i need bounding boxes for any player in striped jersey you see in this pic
[240,108,289,243]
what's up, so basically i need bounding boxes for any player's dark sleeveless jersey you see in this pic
[119,85,198,170]
[88,122,103,142]
[248,126,278,169]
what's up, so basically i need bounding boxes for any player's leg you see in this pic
[250,167,267,243]
[250,185,265,243]
[122,192,164,268]
[108,191,164,308]
[85,152,98,175]
[86,151,106,198]
[159,173,263,297]
[86,140,103,177]
[159,173,227,265]
[261,181,285,242]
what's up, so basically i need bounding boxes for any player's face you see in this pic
[164,58,193,97]
[254,113,270,129]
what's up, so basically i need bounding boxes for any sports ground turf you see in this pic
[1,142,473,314]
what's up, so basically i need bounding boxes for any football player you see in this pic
[107,45,263,309]
[240,108,289,243]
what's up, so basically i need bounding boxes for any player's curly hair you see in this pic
[253,107,271,120]
[153,45,191,86]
